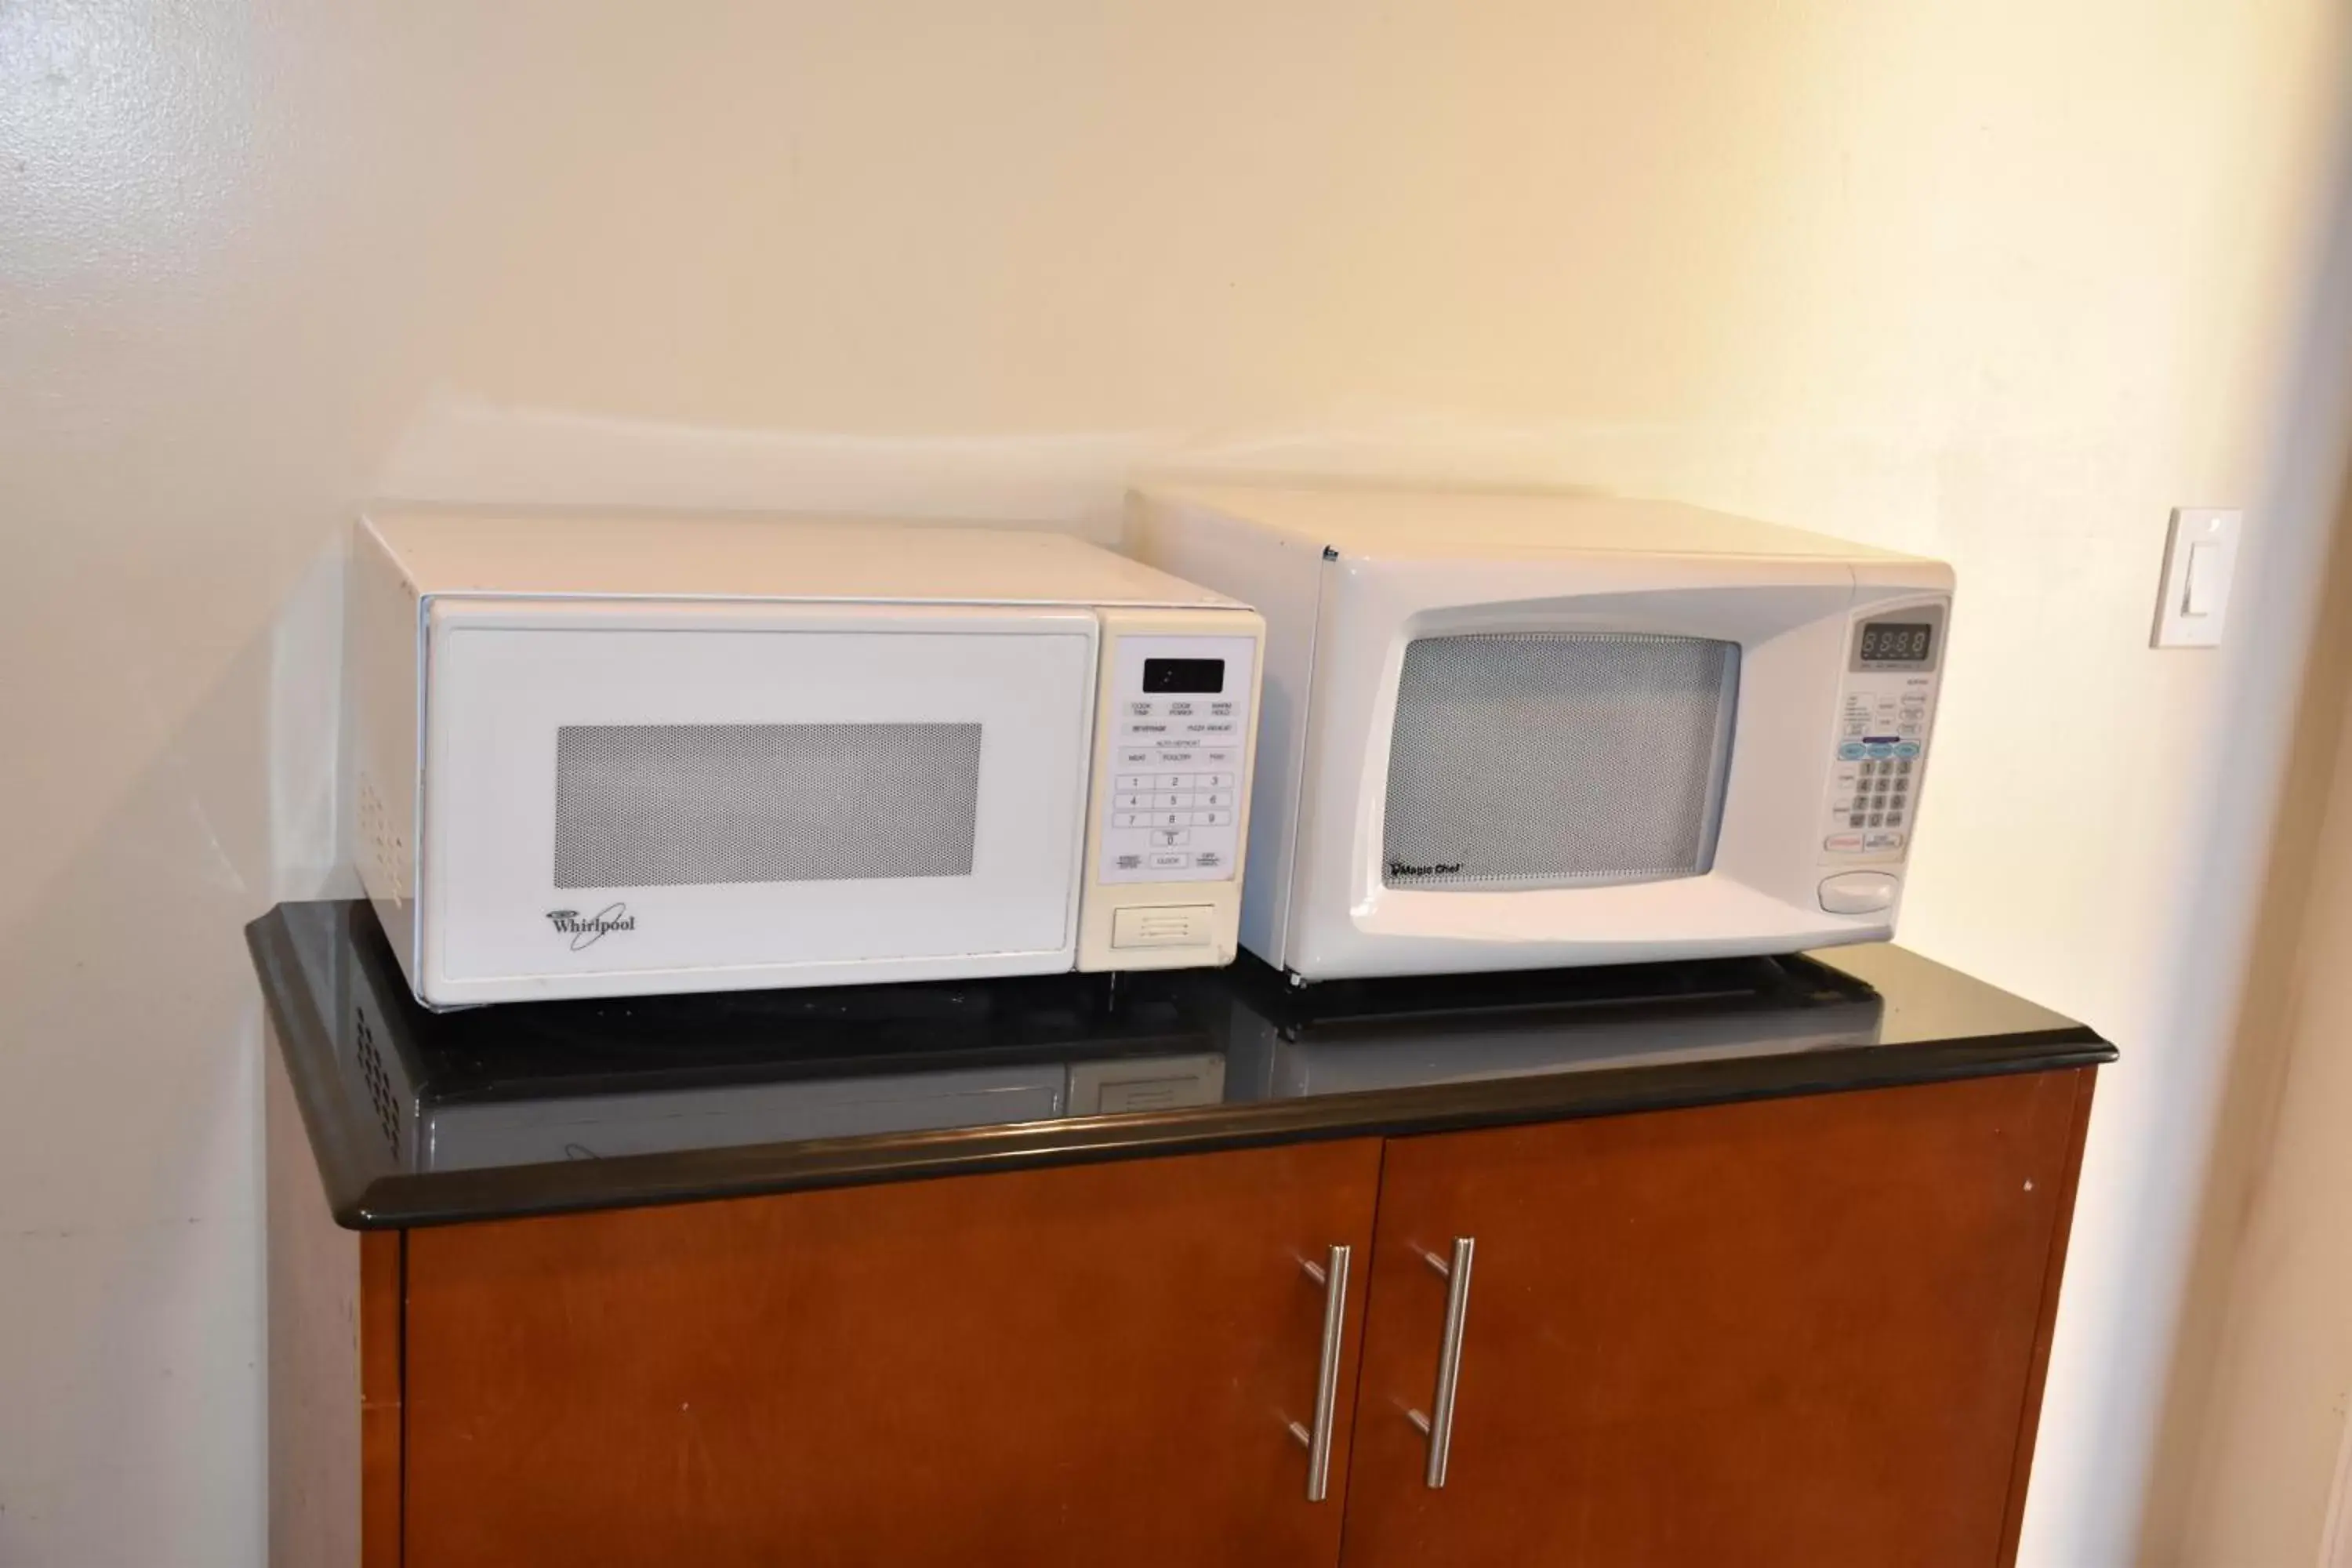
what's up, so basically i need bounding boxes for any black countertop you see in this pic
[249,901,2114,1229]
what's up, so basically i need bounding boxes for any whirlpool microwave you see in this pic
[350,512,1263,1007]
[1129,485,1951,982]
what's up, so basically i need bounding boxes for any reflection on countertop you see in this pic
[251,900,2111,1229]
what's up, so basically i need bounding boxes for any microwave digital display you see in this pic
[1858,622,1934,663]
[1143,657,1226,694]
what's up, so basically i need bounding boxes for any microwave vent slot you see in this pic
[357,775,408,902]
[1382,632,1739,890]
[552,721,985,891]
[352,1007,401,1159]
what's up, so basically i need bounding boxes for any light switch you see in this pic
[2153,508,2242,648]
[2183,540,2221,615]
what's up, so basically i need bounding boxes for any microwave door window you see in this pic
[552,721,983,891]
[1382,633,1740,890]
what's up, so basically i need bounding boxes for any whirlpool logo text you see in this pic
[544,903,636,950]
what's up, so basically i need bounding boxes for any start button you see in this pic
[1111,905,1214,949]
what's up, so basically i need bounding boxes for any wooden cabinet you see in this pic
[402,1139,1383,1568]
[271,1062,2090,1567]
[1340,1070,2090,1568]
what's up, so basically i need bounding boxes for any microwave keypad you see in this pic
[1821,627,1940,862]
[1840,758,1911,829]
[1098,633,1258,884]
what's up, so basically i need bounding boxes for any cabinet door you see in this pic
[405,1140,1381,1568]
[1340,1071,2091,1568]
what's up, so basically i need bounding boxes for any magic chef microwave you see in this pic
[1130,485,1951,982]
[350,512,1263,1007]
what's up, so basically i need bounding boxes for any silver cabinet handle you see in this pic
[1405,1236,1476,1488]
[1286,1243,1352,1502]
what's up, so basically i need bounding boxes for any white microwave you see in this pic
[349,512,1263,1007]
[1130,485,1951,982]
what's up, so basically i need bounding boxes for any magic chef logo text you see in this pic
[1387,860,1463,879]
[545,903,636,950]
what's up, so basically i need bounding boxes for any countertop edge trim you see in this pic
[246,914,386,1227]
[339,1033,2114,1230]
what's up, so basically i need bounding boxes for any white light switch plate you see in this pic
[2152,507,2242,648]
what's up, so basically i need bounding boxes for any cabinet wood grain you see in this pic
[404,1139,1384,1568]
[1338,1071,2092,1568]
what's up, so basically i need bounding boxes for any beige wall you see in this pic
[2147,212,2352,1558]
[2163,474,2352,1564]
[1,2,2343,1562]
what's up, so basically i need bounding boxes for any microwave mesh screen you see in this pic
[553,722,983,890]
[1383,633,1739,889]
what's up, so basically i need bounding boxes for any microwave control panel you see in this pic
[1821,603,1947,862]
[1098,632,1258,884]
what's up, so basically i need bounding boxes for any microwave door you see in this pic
[1300,556,1876,978]
[422,601,1101,1001]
